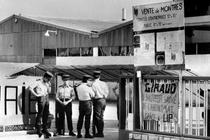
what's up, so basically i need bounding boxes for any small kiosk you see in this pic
[119,69,210,140]
[119,0,210,139]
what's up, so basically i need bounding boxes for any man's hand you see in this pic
[36,94,44,97]
[63,101,68,106]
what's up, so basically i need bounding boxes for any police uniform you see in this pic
[56,75,76,136]
[29,71,53,138]
[92,71,109,137]
[76,75,95,138]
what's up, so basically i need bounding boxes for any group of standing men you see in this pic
[29,70,109,139]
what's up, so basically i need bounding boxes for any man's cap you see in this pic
[83,74,94,82]
[83,74,93,79]
[93,70,101,79]
[93,71,101,75]
[44,71,53,78]
[61,74,70,80]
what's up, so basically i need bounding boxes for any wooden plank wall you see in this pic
[0,16,95,63]
[0,15,133,63]
[99,24,133,47]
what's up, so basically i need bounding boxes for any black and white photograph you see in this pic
[1,0,210,140]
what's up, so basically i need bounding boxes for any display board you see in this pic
[134,33,155,66]
[133,0,184,31]
[157,30,185,65]
[133,0,185,69]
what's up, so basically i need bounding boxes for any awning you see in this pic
[10,63,201,82]
[0,62,39,78]
[11,64,135,81]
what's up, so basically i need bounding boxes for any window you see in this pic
[197,43,210,54]
[69,48,80,56]
[111,46,134,56]
[127,46,134,56]
[57,48,68,56]
[81,47,93,56]
[185,43,196,55]
[186,43,210,55]
[98,46,111,56]
[44,49,56,57]
[5,86,18,115]
[184,0,210,17]
[111,46,120,56]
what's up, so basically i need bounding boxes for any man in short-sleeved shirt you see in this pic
[55,74,76,136]
[29,71,53,138]
[56,75,76,136]
[92,71,109,138]
[76,75,95,138]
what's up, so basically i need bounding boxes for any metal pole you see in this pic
[179,70,184,138]
[137,70,143,130]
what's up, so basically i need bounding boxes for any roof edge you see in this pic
[99,20,132,34]
[1,14,92,35]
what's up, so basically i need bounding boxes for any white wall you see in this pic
[185,55,210,76]
[56,56,134,66]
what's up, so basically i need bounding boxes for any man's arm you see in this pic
[112,83,119,98]
[103,82,109,98]
[28,86,39,97]
[55,88,64,105]
[65,88,75,105]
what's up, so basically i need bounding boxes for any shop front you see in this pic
[119,70,210,140]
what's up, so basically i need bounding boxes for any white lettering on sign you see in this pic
[142,79,179,122]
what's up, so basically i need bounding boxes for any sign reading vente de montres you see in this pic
[133,0,184,31]
[142,79,179,122]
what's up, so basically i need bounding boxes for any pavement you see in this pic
[0,126,118,140]
[0,102,119,140]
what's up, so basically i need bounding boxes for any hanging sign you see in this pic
[133,0,184,31]
[142,79,179,122]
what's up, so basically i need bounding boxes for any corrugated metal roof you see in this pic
[10,63,205,82]
[0,62,38,78]
[11,64,134,81]
[30,16,123,33]
[0,15,124,35]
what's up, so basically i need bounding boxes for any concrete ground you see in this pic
[0,126,118,140]
[0,102,119,140]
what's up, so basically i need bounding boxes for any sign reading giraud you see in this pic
[133,0,184,31]
[142,79,179,123]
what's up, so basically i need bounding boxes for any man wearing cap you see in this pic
[29,71,53,138]
[92,71,109,137]
[76,75,95,138]
[55,74,76,136]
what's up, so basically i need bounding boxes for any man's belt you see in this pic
[79,100,92,102]
[94,97,105,100]
[60,98,71,102]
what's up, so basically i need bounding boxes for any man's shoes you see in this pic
[53,132,58,137]
[42,129,51,137]
[69,131,76,136]
[94,133,104,137]
[53,131,63,136]
[77,134,83,138]
[44,134,50,139]
[38,132,42,138]
[37,129,42,138]
[85,134,94,138]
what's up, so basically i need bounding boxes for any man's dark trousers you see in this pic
[35,95,49,132]
[93,98,106,135]
[77,100,92,134]
[57,99,73,134]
